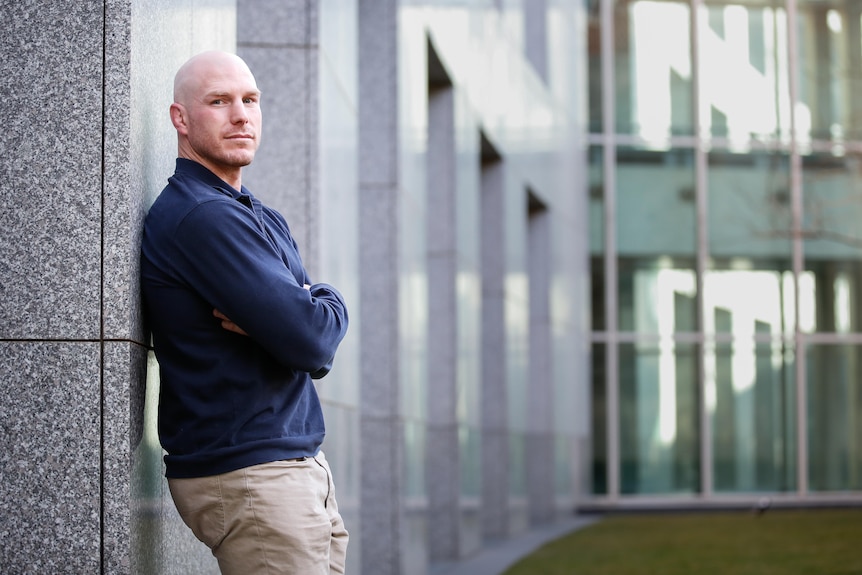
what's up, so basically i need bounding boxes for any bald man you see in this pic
[141,51,350,574]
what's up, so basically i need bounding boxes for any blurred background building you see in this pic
[1,0,860,574]
[587,0,862,505]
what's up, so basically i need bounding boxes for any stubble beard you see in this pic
[203,140,257,172]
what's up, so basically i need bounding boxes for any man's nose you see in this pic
[231,102,249,123]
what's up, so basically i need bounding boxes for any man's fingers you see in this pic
[213,309,249,336]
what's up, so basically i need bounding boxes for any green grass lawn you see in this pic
[503,508,862,575]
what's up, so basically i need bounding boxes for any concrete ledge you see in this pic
[579,494,862,515]
[430,514,599,575]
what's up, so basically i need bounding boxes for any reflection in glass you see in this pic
[590,146,606,331]
[589,145,605,256]
[797,0,862,142]
[614,0,694,140]
[708,150,795,337]
[619,259,697,333]
[802,152,862,253]
[708,150,791,259]
[802,152,862,333]
[589,0,862,501]
[588,0,603,132]
[592,342,608,495]
[704,265,793,336]
[510,431,526,497]
[710,338,796,492]
[803,261,862,333]
[701,0,791,143]
[620,341,699,495]
[807,344,862,491]
[555,436,576,499]
[617,147,696,256]
[460,425,480,497]
[403,420,426,498]
[617,147,697,332]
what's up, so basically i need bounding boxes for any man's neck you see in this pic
[179,153,242,190]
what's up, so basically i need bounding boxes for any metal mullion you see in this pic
[690,0,712,500]
[804,333,862,344]
[601,0,620,501]
[786,0,808,496]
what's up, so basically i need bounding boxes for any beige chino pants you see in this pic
[168,452,348,575]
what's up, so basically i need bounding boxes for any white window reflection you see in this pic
[799,271,816,333]
[834,273,852,333]
[630,1,691,145]
[704,270,785,338]
[633,267,696,334]
[633,269,694,456]
[624,0,830,145]
[630,268,790,453]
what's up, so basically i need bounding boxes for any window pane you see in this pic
[619,259,697,332]
[701,0,791,142]
[555,436,577,498]
[618,147,697,332]
[797,0,862,142]
[708,150,792,258]
[590,146,606,331]
[589,145,605,255]
[710,338,797,492]
[404,421,426,498]
[807,343,862,491]
[592,342,608,495]
[589,0,603,132]
[802,151,862,333]
[509,431,526,497]
[620,341,699,495]
[707,150,794,335]
[615,0,694,139]
[704,264,794,336]
[460,425,480,497]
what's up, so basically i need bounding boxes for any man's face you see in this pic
[175,57,262,181]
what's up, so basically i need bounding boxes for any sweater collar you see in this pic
[174,158,250,200]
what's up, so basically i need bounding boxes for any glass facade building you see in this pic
[589,0,862,501]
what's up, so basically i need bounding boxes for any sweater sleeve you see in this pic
[171,198,348,373]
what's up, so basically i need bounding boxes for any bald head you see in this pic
[173,51,257,106]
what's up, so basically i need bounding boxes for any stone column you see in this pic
[358,0,404,573]
[0,1,143,572]
[237,0,321,277]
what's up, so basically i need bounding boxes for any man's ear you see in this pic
[170,103,188,134]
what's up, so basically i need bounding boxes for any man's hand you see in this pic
[213,309,248,336]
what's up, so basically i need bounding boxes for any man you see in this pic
[141,51,349,574]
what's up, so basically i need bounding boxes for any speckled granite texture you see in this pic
[0,0,234,572]
[0,342,101,573]
[0,1,103,341]
[0,1,106,573]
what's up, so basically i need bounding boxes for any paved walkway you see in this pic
[430,514,599,575]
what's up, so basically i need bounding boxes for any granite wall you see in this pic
[1,0,233,572]
[2,1,129,572]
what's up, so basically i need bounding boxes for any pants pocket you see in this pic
[168,475,225,549]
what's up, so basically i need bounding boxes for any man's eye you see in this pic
[211,99,224,105]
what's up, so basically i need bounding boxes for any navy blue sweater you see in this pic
[141,159,348,478]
